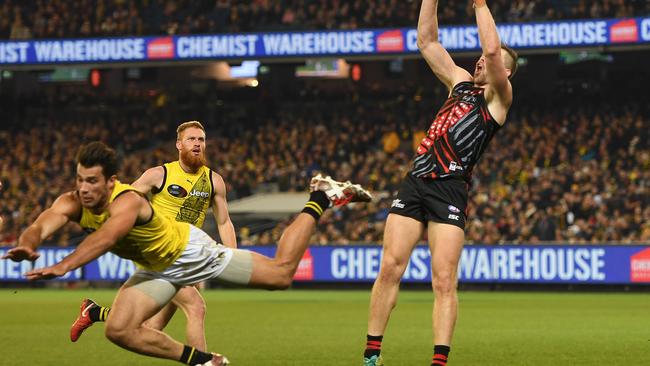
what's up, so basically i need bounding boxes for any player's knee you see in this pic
[273,272,293,290]
[431,273,457,295]
[378,255,407,282]
[266,262,294,290]
[104,323,130,346]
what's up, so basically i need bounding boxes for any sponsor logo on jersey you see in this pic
[190,189,210,198]
[167,184,188,198]
[448,205,460,213]
[449,161,463,171]
[391,199,405,209]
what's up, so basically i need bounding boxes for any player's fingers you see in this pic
[25,271,42,280]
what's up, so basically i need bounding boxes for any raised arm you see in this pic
[211,171,236,248]
[417,0,472,91]
[2,192,80,262]
[131,166,165,195]
[475,0,512,107]
[24,191,144,280]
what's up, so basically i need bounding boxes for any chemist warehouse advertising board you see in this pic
[1,245,650,284]
[1,17,649,65]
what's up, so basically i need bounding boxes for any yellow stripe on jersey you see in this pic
[151,161,213,228]
[79,181,190,271]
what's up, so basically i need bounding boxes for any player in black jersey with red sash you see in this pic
[364,1,518,365]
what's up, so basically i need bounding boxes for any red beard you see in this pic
[180,149,207,172]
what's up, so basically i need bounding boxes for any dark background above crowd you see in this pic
[1,0,649,40]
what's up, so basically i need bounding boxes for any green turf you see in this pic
[0,289,648,365]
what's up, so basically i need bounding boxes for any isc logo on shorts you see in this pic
[448,214,460,221]
[391,199,405,209]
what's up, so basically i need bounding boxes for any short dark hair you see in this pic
[501,43,519,79]
[76,141,120,178]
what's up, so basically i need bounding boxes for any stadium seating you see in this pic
[1,83,648,245]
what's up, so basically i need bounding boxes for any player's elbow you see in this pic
[416,35,434,51]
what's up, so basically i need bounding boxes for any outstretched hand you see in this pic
[474,0,487,8]
[1,246,41,262]
[25,265,67,281]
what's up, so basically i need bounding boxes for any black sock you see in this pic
[432,345,450,366]
[364,334,383,358]
[88,306,110,322]
[179,345,212,365]
[301,191,330,221]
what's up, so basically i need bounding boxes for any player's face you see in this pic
[76,164,114,209]
[177,127,207,170]
[474,50,511,85]
[473,55,487,84]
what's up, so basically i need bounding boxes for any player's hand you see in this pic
[1,246,41,262]
[25,264,66,281]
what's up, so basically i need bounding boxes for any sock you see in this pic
[301,191,330,221]
[432,345,450,366]
[88,306,110,322]
[364,334,383,358]
[179,345,212,365]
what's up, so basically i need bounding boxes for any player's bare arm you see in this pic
[417,0,471,91]
[131,166,165,194]
[25,191,147,280]
[475,0,512,123]
[211,171,237,248]
[2,192,81,262]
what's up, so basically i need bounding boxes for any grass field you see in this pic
[0,289,648,365]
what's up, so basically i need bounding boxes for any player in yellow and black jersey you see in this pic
[3,141,371,365]
[70,121,237,351]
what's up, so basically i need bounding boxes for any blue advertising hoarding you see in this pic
[0,17,649,65]
[2,245,649,284]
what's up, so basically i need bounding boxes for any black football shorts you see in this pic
[388,174,469,229]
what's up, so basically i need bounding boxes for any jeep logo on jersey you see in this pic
[190,190,210,198]
[167,184,188,197]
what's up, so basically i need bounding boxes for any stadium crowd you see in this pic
[1,0,648,39]
[1,84,648,245]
